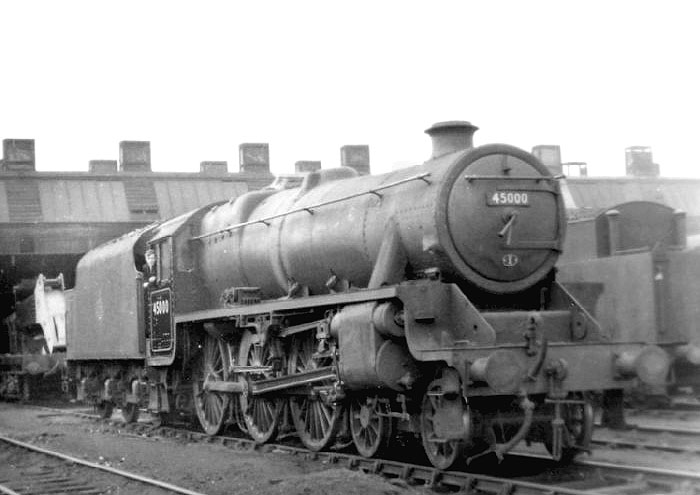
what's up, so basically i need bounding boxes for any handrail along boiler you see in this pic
[70,122,668,469]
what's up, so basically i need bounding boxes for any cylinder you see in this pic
[332,303,418,392]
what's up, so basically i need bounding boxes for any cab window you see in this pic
[156,238,173,281]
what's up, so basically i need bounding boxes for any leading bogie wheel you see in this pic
[192,333,230,435]
[420,383,465,470]
[545,393,594,463]
[238,330,283,444]
[349,395,393,458]
[288,332,343,451]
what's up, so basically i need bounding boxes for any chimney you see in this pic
[119,141,151,172]
[625,146,659,177]
[563,162,588,177]
[2,139,35,172]
[239,143,270,174]
[425,121,478,159]
[295,160,321,173]
[340,145,370,175]
[89,160,118,173]
[200,161,228,175]
[532,145,562,175]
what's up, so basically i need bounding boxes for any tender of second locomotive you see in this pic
[70,122,667,469]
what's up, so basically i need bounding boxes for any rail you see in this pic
[0,434,206,495]
[14,404,700,495]
[110,412,700,493]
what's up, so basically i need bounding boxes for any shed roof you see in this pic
[564,177,700,219]
[0,171,263,223]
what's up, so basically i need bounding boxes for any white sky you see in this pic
[1,1,698,177]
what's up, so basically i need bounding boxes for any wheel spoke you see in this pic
[318,401,330,431]
[315,401,325,438]
[366,427,376,445]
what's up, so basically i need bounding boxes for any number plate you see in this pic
[486,191,530,206]
[150,288,173,352]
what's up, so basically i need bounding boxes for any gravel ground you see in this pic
[2,401,698,495]
[0,402,432,495]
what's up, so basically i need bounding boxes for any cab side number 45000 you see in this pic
[153,299,170,316]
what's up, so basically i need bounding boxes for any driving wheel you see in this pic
[238,330,283,443]
[288,331,343,451]
[192,333,230,435]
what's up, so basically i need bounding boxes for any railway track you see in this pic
[0,434,205,495]
[592,425,700,455]
[14,403,700,495]
[576,458,700,494]
[626,406,700,424]
[624,395,700,416]
[591,408,700,456]
[667,396,700,411]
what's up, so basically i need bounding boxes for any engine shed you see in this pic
[0,138,274,352]
[0,139,273,285]
[531,144,700,233]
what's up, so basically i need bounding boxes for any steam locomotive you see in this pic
[558,200,700,414]
[58,122,668,469]
[0,274,67,399]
